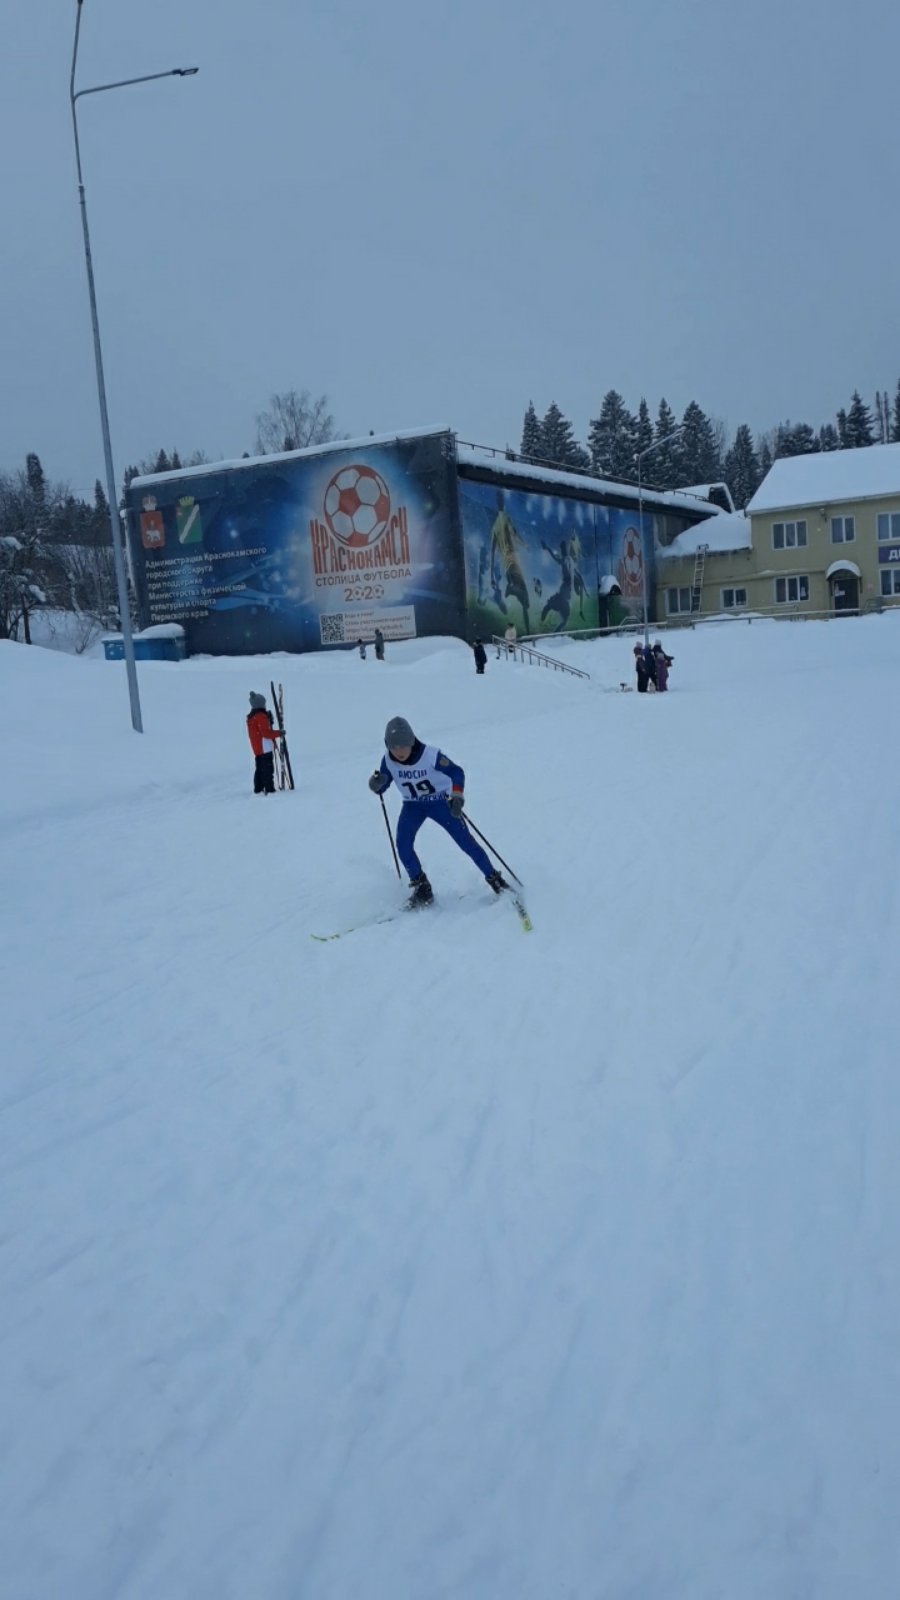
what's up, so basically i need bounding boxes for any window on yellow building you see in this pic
[773,520,807,550]
[666,586,692,615]
[775,576,809,603]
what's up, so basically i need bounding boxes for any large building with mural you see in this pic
[126,427,722,656]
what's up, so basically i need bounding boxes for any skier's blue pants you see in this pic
[396,800,494,881]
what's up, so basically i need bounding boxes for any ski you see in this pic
[509,891,533,932]
[270,679,295,790]
[311,915,400,942]
[312,893,532,941]
[310,903,427,941]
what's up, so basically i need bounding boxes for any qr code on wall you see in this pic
[319,613,346,644]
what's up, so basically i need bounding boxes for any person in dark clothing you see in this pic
[357,638,367,660]
[642,643,657,689]
[633,643,650,693]
[374,628,385,661]
[652,640,673,691]
[246,691,282,793]
[472,638,487,674]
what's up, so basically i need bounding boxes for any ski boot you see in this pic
[407,873,434,909]
[486,869,510,894]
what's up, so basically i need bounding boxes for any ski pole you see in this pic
[380,793,402,879]
[464,815,523,886]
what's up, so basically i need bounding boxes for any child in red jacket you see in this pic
[246,691,282,794]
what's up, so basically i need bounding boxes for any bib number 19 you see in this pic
[401,779,437,800]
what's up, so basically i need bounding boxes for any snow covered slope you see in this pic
[2,620,900,1599]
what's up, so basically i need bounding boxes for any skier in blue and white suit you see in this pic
[369,716,509,907]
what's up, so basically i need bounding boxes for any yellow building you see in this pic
[656,443,900,620]
[656,512,754,620]
[745,443,900,615]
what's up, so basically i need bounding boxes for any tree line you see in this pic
[517,383,900,509]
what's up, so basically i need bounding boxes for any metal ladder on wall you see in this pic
[690,543,709,615]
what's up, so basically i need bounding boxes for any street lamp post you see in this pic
[69,0,198,732]
[636,425,685,647]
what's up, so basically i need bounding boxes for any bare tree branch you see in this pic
[254,390,337,455]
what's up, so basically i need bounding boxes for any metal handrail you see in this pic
[516,602,894,644]
[492,636,590,679]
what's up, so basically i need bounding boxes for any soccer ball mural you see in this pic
[617,523,644,598]
[323,464,391,548]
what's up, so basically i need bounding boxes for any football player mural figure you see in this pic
[540,537,582,631]
[489,490,531,634]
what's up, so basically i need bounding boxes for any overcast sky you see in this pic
[3,0,899,492]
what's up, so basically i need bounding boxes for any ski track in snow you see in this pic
[2,623,900,1599]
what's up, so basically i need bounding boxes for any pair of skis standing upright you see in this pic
[268,681,294,792]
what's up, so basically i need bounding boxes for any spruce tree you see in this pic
[892,379,900,443]
[844,390,874,448]
[818,423,839,452]
[775,421,819,457]
[540,403,590,472]
[758,438,773,477]
[520,401,543,460]
[652,398,681,485]
[153,449,172,474]
[587,390,636,479]
[25,452,46,505]
[836,409,849,448]
[723,423,761,509]
[634,397,654,461]
[678,401,721,485]
[92,480,110,544]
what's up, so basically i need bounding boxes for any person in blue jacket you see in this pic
[369,716,509,907]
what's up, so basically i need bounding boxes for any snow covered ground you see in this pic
[2,617,900,1599]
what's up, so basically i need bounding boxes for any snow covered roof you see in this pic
[130,426,452,489]
[131,428,722,522]
[678,482,737,512]
[659,512,752,558]
[747,443,900,514]
[455,444,715,515]
[825,559,861,581]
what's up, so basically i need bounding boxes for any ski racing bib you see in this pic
[385,745,455,804]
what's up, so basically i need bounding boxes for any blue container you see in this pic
[103,628,187,663]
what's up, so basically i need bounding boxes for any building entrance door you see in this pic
[832,575,859,613]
